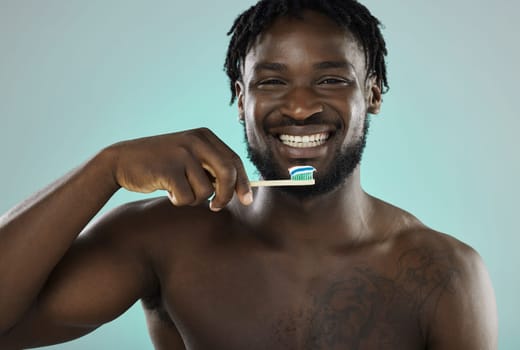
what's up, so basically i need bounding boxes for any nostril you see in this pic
[280,102,324,121]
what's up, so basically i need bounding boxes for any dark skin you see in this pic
[0,11,497,350]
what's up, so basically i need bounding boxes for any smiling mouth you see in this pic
[278,132,330,148]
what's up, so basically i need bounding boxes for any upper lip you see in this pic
[268,125,336,137]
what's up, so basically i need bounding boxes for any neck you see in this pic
[230,167,376,255]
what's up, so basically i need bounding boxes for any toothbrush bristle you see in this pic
[288,166,316,181]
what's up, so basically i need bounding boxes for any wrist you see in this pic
[93,146,122,193]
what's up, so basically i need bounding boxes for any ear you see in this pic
[365,74,382,115]
[235,81,245,121]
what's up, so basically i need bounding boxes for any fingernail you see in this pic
[169,192,178,205]
[209,201,222,212]
[243,191,253,206]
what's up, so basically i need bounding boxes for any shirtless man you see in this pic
[0,1,497,349]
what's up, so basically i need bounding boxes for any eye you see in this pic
[318,77,349,85]
[258,78,285,86]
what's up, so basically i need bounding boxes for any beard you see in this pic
[245,115,371,199]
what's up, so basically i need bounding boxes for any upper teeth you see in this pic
[279,133,329,148]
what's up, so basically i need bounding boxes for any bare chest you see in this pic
[146,245,453,350]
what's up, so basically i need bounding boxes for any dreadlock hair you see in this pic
[224,0,389,105]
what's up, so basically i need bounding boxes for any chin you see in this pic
[244,115,370,198]
[248,145,363,200]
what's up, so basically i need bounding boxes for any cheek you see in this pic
[353,87,368,114]
[243,89,257,120]
[244,92,273,133]
[339,90,367,144]
[342,88,366,117]
[243,95,265,148]
[244,92,274,120]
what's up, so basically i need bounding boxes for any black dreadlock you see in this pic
[224,0,389,105]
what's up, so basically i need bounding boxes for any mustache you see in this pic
[267,112,342,128]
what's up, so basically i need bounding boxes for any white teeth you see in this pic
[278,133,329,148]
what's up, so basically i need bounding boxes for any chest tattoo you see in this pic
[272,247,459,349]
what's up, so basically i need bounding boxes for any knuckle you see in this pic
[217,165,236,183]
[185,130,212,149]
[224,151,245,173]
[229,152,242,165]
[237,175,250,188]
[194,127,212,137]
[198,127,211,133]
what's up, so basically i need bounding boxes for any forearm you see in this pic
[0,147,120,332]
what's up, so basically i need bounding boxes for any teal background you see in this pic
[0,0,517,349]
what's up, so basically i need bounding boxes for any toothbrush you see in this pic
[250,166,316,187]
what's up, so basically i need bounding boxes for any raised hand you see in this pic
[108,128,253,211]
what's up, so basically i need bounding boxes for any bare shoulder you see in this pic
[391,219,491,290]
[394,223,482,268]
[388,219,498,349]
[373,198,487,271]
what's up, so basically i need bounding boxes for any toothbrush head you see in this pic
[288,166,316,183]
[249,166,316,187]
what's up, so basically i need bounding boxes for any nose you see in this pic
[279,86,323,121]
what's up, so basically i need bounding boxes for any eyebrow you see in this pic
[253,62,287,72]
[313,61,354,70]
[253,61,354,73]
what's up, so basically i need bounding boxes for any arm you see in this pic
[0,129,252,347]
[0,149,120,334]
[0,201,157,348]
[426,246,498,350]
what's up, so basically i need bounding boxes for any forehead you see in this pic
[243,10,366,75]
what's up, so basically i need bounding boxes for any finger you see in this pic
[184,155,215,205]
[184,132,238,211]
[231,154,252,206]
[163,167,195,206]
[198,130,252,206]
[202,161,236,212]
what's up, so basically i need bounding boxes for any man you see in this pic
[0,0,497,349]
